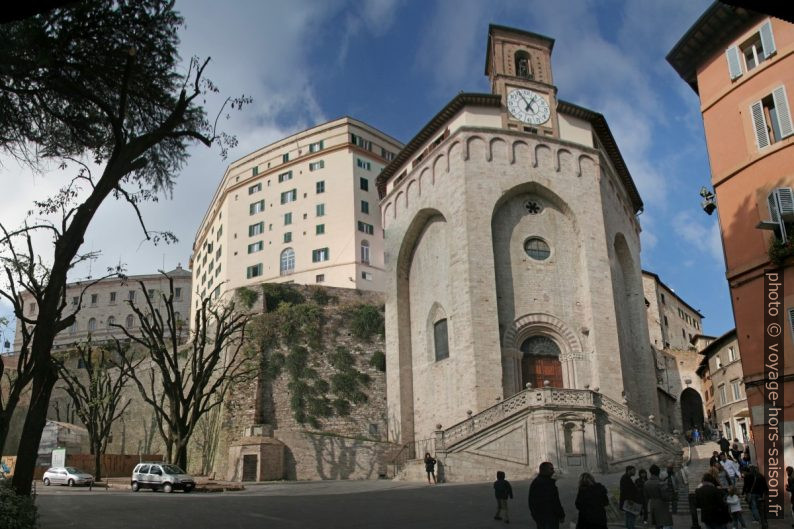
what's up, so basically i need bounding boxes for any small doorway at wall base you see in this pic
[520,335,563,389]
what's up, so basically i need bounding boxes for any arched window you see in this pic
[107,316,115,328]
[69,321,77,334]
[88,318,96,332]
[434,319,449,361]
[515,50,532,79]
[280,248,295,275]
[360,240,370,264]
[126,314,134,328]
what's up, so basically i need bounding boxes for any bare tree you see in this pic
[54,340,133,482]
[0,1,248,495]
[113,276,253,470]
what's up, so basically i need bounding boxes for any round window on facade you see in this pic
[524,237,550,261]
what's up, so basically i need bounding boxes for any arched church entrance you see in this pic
[680,388,705,430]
[520,336,563,388]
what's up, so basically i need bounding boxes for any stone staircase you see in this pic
[394,387,682,482]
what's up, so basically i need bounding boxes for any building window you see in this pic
[715,354,722,369]
[718,384,727,405]
[248,183,262,195]
[90,294,98,306]
[381,147,395,161]
[72,296,78,306]
[248,241,264,254]
[316,181,325,193]
[661,293,665,304]
[359,177,369,191]
[216,225,223,239]
[316,204,325,217]
[278,171,293,183]
[663,315,668,326]
[88,318,96,332]
[361,240,370,264]
[128,290,135,301]
[751,86,793,149]
[727,346,737,362]
[215,246,222,260]
[309,140,324,153]
[309,160,324,171]
[357,158,372,170]
[351,133,372,151]
[523,237,550,260]
[358,221,374,235]
[284,212,292,225]
[252,166,259,176]
[726,20,775,80]
[284,232,292,243]
[107,316,115,328]
[731,379,742,401]
[174,287,182,300]
[361,200,369,214]
[245,264,262,279]
[282,153,289,163]
[280,189,297,204]
[361,271,373,281]
[249,222,264,236]
[280,248,295,275]
[249,200,265,215]
[515,50,532,79]
[316,274,325,283]
[316,224,325,235]
[69,321,77,334]
[110,291,116,304]
[126,314,135,328]
[434,319,449,361]
[312,247,329,262]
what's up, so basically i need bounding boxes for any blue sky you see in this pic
[0,0,735,342]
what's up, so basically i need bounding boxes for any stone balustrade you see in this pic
[437,387,678,449]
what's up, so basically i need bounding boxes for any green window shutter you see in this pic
[759,20,776,58]
[726,46,742,80]
[750,100,770,149]
[772,85,793,139]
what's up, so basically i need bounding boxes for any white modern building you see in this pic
[190,117,402,318]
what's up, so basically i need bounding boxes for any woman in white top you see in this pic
[721,454,741,484]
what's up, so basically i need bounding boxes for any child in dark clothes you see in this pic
[493,471,514,523]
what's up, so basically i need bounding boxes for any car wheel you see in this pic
[163,483,173,494]
[131,481,139,492]
[43,478,50,486]
[68,479,75,487]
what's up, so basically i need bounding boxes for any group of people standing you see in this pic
[619,464,680,529]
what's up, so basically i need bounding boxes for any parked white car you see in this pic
[131,462,195,493]
[42,467,94,487]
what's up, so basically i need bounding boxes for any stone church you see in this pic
[377,25,680,480]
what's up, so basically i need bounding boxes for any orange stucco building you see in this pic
[669,3,794,476]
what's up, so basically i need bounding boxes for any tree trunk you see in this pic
[176,442,188,471]
[0,384,26,455]
[94,444,102,482]
[12,365,58,496]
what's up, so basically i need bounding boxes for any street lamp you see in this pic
[700,187,716,215]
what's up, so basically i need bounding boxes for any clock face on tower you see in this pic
[506,88,550,125]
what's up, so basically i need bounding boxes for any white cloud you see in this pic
[672,211,724,264]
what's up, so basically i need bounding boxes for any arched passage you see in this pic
[680,388,705,430]
[520,335,563,388]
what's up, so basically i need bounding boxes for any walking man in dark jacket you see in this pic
[528,462,565,529]
[718,435,731,456]
[494,471,514,523]
[619,465,641,529]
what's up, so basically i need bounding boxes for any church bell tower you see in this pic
[485,25,559,138]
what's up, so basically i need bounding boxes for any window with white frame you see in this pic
[248,241,263,254]
[249,200,265,215]
[316,204,325,217]
[731,379,742,401]
[726,20,776,80]
[316,181,325,193]
[309,140,324,153]
[280,248,295,275]
[309,160,324,171]
[361,271,373,281]
[88,318,96,332]
[751,86,793,149]
[357,158,372,170]
[248,222,264,236]
[278,171,293,183]
[280,189,297,204]
[358,221,374,235]
[727,346,737,362]
[351,133,372,151]
[360,240,370,264]
[718,384,727,405]
[248,183,262,195]
[312,247,329,262]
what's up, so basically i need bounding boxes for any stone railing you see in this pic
[437,387,677,449]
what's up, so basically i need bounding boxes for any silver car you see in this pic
[42,466,94,487]
[131,462,195,493]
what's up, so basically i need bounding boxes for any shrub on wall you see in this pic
[348,304,385,341]
[369,351,386,372]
